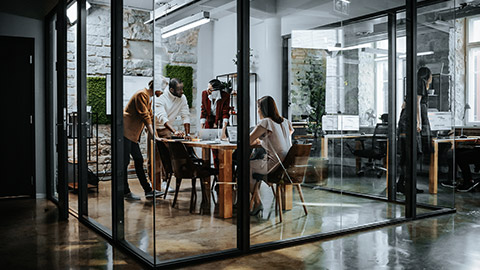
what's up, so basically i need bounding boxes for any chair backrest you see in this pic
[156,141,173,174]
[167,141,195,179]
[372,123,388,154]
[267,144,312,184]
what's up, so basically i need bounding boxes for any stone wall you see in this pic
[67,5,154,173]
[450,19,466,125]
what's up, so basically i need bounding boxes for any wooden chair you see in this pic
[252,143,312,222]
[167,141,217,213]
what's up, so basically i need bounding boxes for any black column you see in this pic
[405,0,417,218]
[387,12,397,201]
[112,0,125,240]
[56,0,69,221]
[77,0,88,217]
[237,0,250,252]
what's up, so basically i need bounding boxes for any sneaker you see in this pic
[456,180,480,192]
[161,182,175,193]
[145,190,164,198]
[440,180,458,189]
[124,192,141,201]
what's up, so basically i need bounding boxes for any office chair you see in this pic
[349,123,388,178]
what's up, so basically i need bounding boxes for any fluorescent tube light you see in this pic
[327,43,371,51]
[145,0,198,24]
[161,11,210,39]
[67,1,91,24]
[398,51,434,58]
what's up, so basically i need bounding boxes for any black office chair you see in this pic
[349,123,388,178]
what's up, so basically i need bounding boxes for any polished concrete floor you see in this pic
[68,173,435,261]
[1,190,480,269]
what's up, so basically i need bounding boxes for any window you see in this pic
[467,17,480,123]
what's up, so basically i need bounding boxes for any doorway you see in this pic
[0,36,35,198]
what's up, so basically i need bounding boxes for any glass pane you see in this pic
[249,0,406,246]
[66,0,78,213]
[122,0,156,260]
[468,47,480,122]
[86,0,112,231]
[468,17,480,43]
[408,1,455,209]
[153,0,238,262]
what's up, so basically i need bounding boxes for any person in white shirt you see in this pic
[149,78,191,187]
[155,78,191,138]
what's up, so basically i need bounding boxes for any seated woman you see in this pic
[249,96,294,216]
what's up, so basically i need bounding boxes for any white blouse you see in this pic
[257,117,293,172]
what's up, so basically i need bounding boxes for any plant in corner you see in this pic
[296,55,326,139]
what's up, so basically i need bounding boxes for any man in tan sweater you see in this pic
[123,80,163,200]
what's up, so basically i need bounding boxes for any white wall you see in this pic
[196,23,214,131]
[0,12,46,198]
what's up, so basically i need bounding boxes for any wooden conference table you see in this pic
[172,140,294,218]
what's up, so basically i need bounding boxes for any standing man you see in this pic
[200,79,230,167]
[150,78,191,183]
[155,78,191,138]
[123,80,163,200]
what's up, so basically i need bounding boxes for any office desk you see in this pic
[429,136,480,194]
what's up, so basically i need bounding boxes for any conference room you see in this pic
[46,0,480,266]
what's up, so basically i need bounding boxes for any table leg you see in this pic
[429,141,439,194]
[321,137,328,158]
[218,149,233,218]
[201,148,211,214]
[281,184,293,210]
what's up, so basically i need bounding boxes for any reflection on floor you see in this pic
[2,190,479,269]
[68,173,436,261]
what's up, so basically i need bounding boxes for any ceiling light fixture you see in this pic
[161,11,210,39]
[145,0,199,24]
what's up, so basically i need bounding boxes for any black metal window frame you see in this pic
[47,0,457,268]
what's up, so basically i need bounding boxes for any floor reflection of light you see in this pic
[139,230,149,252]
[297,202,361,207]
[107,244,113,270]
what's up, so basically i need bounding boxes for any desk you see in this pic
[429,136,480,194]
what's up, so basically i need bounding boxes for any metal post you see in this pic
[56,0,69,221]
[112,0,125,241]
[282,37,289,118]
[77,0,88,217]
[387,13,397,201]
[405,0,417,218]
[237,0,250,252]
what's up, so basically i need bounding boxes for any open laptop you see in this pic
[227,126,237,143]
[198,128,220,141]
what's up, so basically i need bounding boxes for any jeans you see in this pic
[124,137,152,194]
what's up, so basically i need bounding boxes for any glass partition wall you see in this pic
[48,0,466,268]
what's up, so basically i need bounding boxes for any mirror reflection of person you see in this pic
[123,80,163,200]
[249,96,294,216]
[200,79,230,167]
[396,66,433,194]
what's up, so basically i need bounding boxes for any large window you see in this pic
[467,16,480,123]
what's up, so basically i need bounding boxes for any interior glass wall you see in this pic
[85,0,112,231]
[151,0,238,261]
[122,0,156,259]
[66,0,79,213]
[49,0,465,267]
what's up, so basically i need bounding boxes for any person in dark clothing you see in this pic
[443,146,480,192]
[396,67,433,194]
